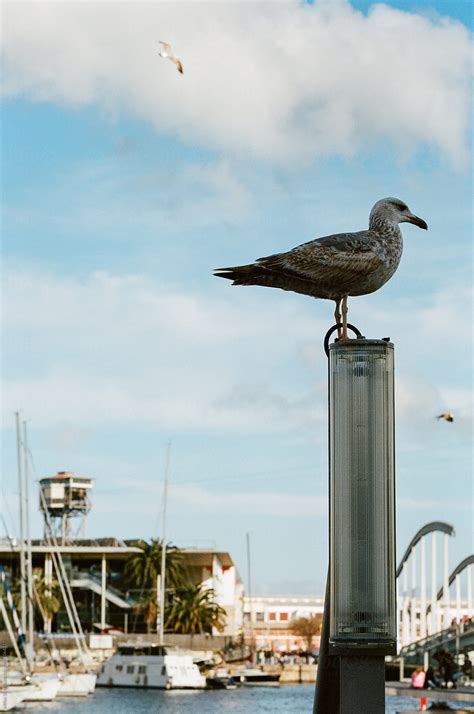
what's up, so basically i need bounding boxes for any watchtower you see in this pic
[39,471,93,543]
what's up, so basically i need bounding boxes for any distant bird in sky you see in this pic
[158,41,183,74]
[214,198,427,339]
[437,412,454,422]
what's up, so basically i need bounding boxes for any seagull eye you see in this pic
[393,201,407,211]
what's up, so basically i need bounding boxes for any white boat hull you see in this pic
[0,687,30,712]
[58,673,97,697]
[97,650,206,690]
[37,671,96,697]
[23,678,62,701]
[6,674,61,701]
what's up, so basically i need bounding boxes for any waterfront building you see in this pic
[243,594,474,652]
[0,539,243,639]
[243,595,324,652]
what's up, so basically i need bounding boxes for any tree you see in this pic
[32,568,61,625]
[125,539,188,633]
[165,585,226,639]
[125,538,187,591]
[290,615,322,653]
[132,592,158,635]
[2,567,60,632]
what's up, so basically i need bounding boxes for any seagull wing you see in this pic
[172,57,184,74]
[256,231,384,293]
[159,41,172,53]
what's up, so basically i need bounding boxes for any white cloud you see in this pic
[1,1,471,166]
[3,264,472,439]
[2,264,326,431]
[94,477,326,518]
[3,156,252,238]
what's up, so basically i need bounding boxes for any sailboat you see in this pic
[233,533,280,688]
[0,566,62,703]
[4,415,96,699]
[97,444,205,690]
[0,418,61,704]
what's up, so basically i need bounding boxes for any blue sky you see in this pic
[1,0,472,595]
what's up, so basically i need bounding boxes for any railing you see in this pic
[71,569,133,609]
[400,620,474,663]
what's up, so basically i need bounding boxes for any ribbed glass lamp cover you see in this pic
[329,339,396,653]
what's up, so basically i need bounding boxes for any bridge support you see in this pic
[420,537,427,638]
[432,533,438,633]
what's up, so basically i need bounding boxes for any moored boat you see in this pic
[206,667,238,690]
[97,643,206,690]
[6,673,61,702]
[38,670,97,697]
[57,672,97,697]
[0,686,30,712]
[237,667,280,687]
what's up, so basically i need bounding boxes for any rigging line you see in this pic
[27,444,91,662]
[0,514,64,672]
[0,490,17,537]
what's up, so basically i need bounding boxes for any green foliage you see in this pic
[32,567,60,619]
[1,567,60,626]
[124,538,187,591]
[132,591,158,633]
[165,585,226,635]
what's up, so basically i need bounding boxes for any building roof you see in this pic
[179,548,234,568]
[0,540,241,576]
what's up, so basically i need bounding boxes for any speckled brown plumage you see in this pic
[214,197,427,338]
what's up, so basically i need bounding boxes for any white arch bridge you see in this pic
[396,521,474,661]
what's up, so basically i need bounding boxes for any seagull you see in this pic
[437,412,454,423]
[158,41,183,74]
[214,198,427,339]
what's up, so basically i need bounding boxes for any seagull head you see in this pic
[370,198,428,231]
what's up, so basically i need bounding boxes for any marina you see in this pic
[1,685,473,713]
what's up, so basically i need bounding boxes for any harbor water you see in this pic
[14,686,472,713]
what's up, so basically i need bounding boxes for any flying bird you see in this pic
[214,198,427,339]
[158,41,183,74]
[437,412,454,423]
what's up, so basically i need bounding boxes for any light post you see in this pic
[314,328,397,714]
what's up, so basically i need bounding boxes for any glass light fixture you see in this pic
[329,338,396,655]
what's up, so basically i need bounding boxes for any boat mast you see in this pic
[0,593,28,677]
[159,442,171,647]
[246,532,254,659]
[15,412,27,636]
[23,420,35,666]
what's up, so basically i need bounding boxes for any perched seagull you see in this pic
[214,198,427,339]
[158,41,183,74]
[437,412,454,423]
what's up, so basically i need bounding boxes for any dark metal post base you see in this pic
[339,655,385,714]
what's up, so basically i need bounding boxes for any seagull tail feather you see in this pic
[214,264,270,286]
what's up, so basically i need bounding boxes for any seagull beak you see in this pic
[407,213,428,230]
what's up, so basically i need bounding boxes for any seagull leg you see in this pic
[334,299,342,339]
[341,296,348,340]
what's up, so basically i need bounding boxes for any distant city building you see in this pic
[243,595,325,651]
[242,594,474,653]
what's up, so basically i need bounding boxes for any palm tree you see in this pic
[165,585,226,640]
[125,538,187,591]
[31,568,60,630]
[2,567,60,631]
[125,539,188,632]
[132,592,158,635]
